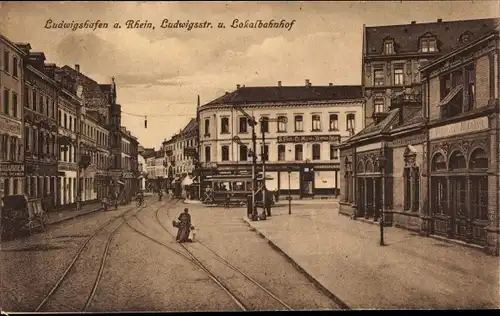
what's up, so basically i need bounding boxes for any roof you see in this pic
[181,118,198,135]
[57,65,110,108]
[203,85,363,106]
[347,105,424,143]
[365,18,499,55]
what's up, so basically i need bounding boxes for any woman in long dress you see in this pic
[176,208,192,243]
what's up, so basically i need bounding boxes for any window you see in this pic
[260,117,269,133]
[374,98,384,113]
[471,176,488,221]
[24,87,29,108]
[239,144,248,161]
[239,117,247,133]
[420,38,437,52]
[294,144,303,161]
[294,115,303,132]
[330,145,338,160]
[261,144,269,161]
[466,64,476,111]
[221,117,229,134]
[440,70,465,119]
[204,119,210,136]
[277,116,287,132]
[346,114,355,131]
[24,126,29,151]
[394,67,404,85]
[64,113,67,129]
[329,114,338,130]
[69,116,72,130]
[312,144,321,160]
[12,93,18,118]
[3,51,9,73]
[278,144,285,161]
[221,145,229,161]
[204,146,211,162]
[12,56,18,78]
[3,89,9,115]
[312,114,321,131]
[0,134,7,160]
[10,136,16,161]
[404,168,412,211]
[384,41,394,55]
[39,95,44,115]
[374,69,384,86]
[32,90,37,110]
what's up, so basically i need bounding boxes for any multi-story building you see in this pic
[120,126,139,203]
[164,118,199,179]
[339,17,499,256]
[20,48,59,209]
[198,81,364,197]
[362,18,498,127]
[145,154,156,191]
[0,34,26,200]
[137,149,146,190]
[55,65,111,206]
[154,149,166,191]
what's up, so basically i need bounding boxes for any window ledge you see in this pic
[328,129,339,132]
[294,130,304,133]
[311,129,322,132]
[277,130,287,133]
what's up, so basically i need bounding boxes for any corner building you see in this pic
[198,81,364,197]
[339,17,500,256]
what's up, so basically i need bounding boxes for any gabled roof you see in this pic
[365,18,499,55]
[181,118,198,135]
[203,85,363,106]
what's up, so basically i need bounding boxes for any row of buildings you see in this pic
[0,33,140,209]
[145,17,499,256]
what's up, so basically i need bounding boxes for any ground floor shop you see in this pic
[0,162,25,201]
[199,162,340,199]
[25,162,59,207]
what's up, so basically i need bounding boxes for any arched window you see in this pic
[469,148,488,169]
[357,161,364,173]
[365,160,374,173]
[431,153,446,171]
[449,151,466,170]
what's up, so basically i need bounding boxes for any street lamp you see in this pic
[344,157,352,217]
[377,155,387,246]
[286,166,292,215]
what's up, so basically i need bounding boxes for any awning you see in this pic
[117,180,125,185]
[439,84,463,107]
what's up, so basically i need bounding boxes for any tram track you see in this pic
[34,198,162,312]
[127,202,294,311]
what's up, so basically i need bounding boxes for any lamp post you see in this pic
[344,157,352,218]
[287,166,292,215]
[377,155,387,246]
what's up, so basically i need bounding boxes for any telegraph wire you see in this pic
[121,111,195,129]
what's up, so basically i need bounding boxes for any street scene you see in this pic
[1,1,500,312]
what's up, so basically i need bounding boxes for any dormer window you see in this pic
[383,40,394,55]
[459,31,472,43]
[420,37,437,52]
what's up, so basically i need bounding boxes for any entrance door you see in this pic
[450,176,468,241]
[365,178,374,218]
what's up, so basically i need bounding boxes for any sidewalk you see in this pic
[243,205,500,309]
[46,201,103,225]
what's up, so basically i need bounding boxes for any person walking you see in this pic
[263,186,274,217]
[176,208,192,243]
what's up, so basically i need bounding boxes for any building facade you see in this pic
[120,126,139,203]
[339,17,499,256]
[164,118,199,181]
[137,151,146,190]
[198,82,364,197]
[0,35,26,201]
[22,50,59,209]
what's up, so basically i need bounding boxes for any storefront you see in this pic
[25,163,58,210]
[0,163,25,198]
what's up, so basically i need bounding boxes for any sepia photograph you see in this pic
[0,0,499,312]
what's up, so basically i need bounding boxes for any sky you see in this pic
[0,1,498,148]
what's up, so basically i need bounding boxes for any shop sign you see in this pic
[0,115,22,137]
[277,135,341,144]
[429,116,489,140]
[0,163,25,177]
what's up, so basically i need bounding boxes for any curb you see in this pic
[241,217,351,310]
[47,207,104,225]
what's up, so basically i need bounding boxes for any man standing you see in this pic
[263,185,274,217]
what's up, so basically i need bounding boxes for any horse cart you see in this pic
[1,195,48,240]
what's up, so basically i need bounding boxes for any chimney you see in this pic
[437,18,442,23]
[411,21,416,24]
[236,84,241,89]
[75,64,80,73]
[278,81,282,87]
[305,79,311,87]
[329,83,333,86]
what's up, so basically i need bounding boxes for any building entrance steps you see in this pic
[243,204,500,309]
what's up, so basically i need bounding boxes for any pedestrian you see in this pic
[263,185,273,217]
[176,208,192,243]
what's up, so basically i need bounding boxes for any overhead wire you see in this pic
[121,111,195,129]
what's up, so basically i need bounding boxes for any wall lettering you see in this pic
[429,116,489,140]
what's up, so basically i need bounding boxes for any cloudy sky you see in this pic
[0,1,497,148]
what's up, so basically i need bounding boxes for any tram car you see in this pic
[201,173,275,207]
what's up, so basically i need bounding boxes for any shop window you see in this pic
[471,176,488,221]
[221,145,229,161]
[312,115,321,131]
[239,144,248,161]
[3,179,9,196]
[329,114,338,130]
[312,144,321,160]
[469,148,488,169]
[278,144,285,161]
[431,153,446,171]
[431,177,448,215]
[239,117,247,133]
[221,117,229,134]
[294,144,303,161]
[449,151,466,170]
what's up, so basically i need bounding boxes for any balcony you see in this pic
[391,91,422,109]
